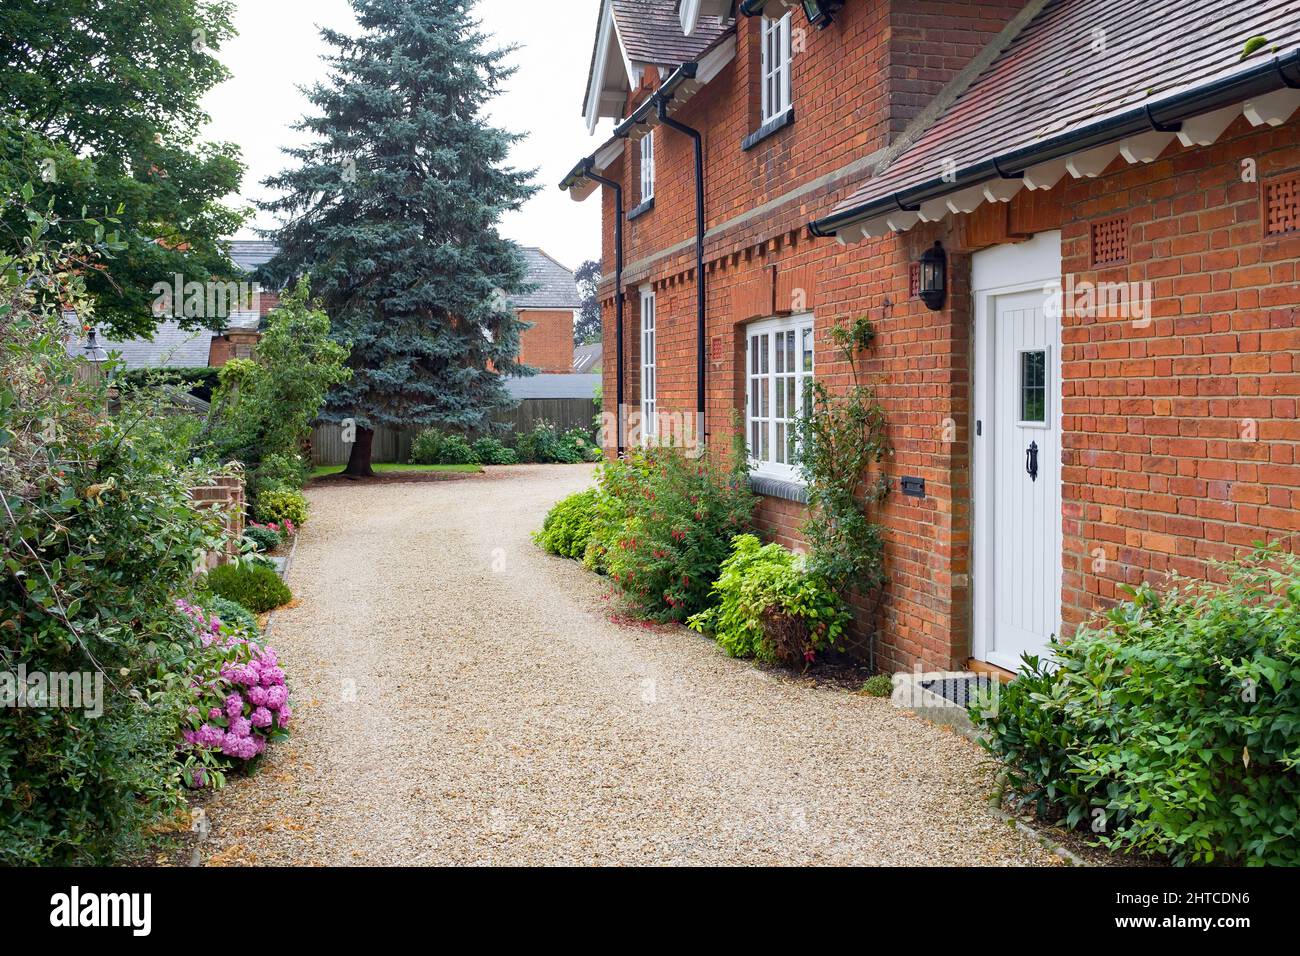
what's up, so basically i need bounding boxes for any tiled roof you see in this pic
[229,240,280,273]
[573,342,603,372]
[611,0,731,65]
[512,248,582,310]
[504,373,601,400]
[827,0,1300,222]
[67,320,213,370]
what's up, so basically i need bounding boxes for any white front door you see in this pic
[973,232,1062,672]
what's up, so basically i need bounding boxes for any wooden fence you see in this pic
[309,398,597,466]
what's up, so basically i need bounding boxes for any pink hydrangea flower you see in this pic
[250,706,272,728]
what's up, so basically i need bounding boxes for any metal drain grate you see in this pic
[920,675,998,708]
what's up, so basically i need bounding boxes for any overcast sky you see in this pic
[201,0,608,271]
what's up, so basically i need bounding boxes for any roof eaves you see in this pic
[811,44,1300,238]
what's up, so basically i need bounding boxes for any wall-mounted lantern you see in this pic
[918,241,946,311]
[800,0,844,29]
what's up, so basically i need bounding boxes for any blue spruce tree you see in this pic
[262,0,537,475]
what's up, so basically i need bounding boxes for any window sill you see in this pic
[748,473,809,504]
[627,196,655,221]
[741,108,794,151]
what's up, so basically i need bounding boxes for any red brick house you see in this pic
[561,0,1300,675]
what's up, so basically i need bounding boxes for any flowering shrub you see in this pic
[515,421,600,464]
[598,442,754,622]
[243,523,283,553]
[175,601,291,788]
[688,534,851,666]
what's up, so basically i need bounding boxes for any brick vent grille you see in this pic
[908,262,921,298]
[1090,214,1129,265]
[1263,174,1300,237]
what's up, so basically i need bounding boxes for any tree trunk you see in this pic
[343,425,376,478]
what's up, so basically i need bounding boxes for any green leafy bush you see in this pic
[243,525,283,553]
[117,366,221,403]
[199,562,292,614]
[253,488,308,528]
[410,428,480,465]
[515,421,599,464]
[972,547,1300,866]
[410,427,446,464]
[471,435,518,465]
[199,595,261,637]
[1,222,224,864]
[533,488,600,559]
[599,442,755,622]
[688,534,850,666]
[250,452,308,498]
[861,674,893,697]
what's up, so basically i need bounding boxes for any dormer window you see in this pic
[761,12,792,124]
[639,130,655,202]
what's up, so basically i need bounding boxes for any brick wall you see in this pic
[518,308,576,372]
[593,0,1300,673]
[189,472,246,570]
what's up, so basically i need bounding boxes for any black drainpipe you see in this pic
[581,159,626,456]
[655,89,707,443]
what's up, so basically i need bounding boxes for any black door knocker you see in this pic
[1026,440,1039,482]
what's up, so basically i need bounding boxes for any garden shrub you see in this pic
[199,595,261,638]
[599,442,755,622]
[861,674,893,697]
[174,601,290,789]
[515,421,599,464]
[410,428,480,465]
[688,534,850,666]
[410,427,447,464]
[1,221,226,864]
[471,435,518,465]
[250,452,309,498]
[199,562,292,614]
[971,546,1300,866]
[533,488,600,559]
[253,488,309,528]
[243,524,283,554]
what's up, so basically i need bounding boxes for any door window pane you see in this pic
[1020,350,1046,423]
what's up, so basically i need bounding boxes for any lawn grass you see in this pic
[309,462,483,480]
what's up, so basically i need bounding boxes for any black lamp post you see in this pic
[82,327,108,382]
[918,241,947,311]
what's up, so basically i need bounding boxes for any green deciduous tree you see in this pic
[0,0,245,338]
[261,0,538,476]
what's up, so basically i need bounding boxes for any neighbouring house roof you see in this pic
[66,320,213,370]
[814,0,1300,239]
[504,373,601,400]
[229,239,280,273]
[512,248,582,310]
[583,0,734,132]
[573,342,603,373]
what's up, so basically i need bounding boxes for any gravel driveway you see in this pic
[196,464,1060,866]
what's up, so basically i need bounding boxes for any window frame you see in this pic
[640,286,656,443]
[1017,345,1051,429]
[760,12,793,125]
[639,130,655,203]
[745,313,814,482]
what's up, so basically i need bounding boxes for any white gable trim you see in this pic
[681,0,734,34]
[584,1,638,134]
